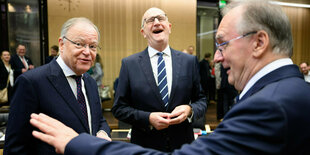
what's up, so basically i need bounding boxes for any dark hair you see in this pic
[51,45,59,52]
[204,53,211,58]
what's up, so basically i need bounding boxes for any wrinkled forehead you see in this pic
[143,8,165,19]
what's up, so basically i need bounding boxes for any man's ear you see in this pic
[252,30,269,58]
[58,37,64,53]
[140,28,146,38]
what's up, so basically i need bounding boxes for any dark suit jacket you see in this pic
[65,64,310,155]
[111,48,206,151]
[4,59,110,155]
[9,54,33,80]
[45,56,55,64]
[0,60,9,90]
[199,59,211,96]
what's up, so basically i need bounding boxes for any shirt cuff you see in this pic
[187,104,194,123]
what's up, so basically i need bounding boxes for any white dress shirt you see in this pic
[148,45,172,97]
[19,56,28,69]
[304,72,310,83]
[239,58,293,100]
[56,56,93,135]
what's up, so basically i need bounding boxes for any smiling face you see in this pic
[300,63,308,75]
[214,6,255,90]
[1,51,11,63]
[59,22,98,75]
[16,45,26,57]
[140,8,171,51]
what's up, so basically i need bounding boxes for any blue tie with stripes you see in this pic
[157,52,169,107]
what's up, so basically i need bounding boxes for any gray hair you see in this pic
[222,0,293,57]
[60,17,100,42]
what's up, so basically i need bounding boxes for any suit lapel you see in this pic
[138,48,165,108]
[239,65,303,102]
[169,49,181,104]
[47,60,90,132]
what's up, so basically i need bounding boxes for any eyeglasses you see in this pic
[142,14,167,27]
[63,36,101,52]
[215,31,257,55]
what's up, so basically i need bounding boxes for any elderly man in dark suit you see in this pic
[9,44,34,79]
[4,17,111,155]
[110,7,206,152]
[28,1,310,155]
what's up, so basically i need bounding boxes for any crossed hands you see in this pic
[149,105,192,130]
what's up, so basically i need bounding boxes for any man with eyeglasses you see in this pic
[4,17,111,155]
[28,1,310,155]
[110,7,206,152]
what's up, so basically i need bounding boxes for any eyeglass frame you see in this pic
[62,36,101,51]
[215,31,257,55]
[141,14,167,28]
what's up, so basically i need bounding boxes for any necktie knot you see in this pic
[72,75,82,83]
[157,52,164,57]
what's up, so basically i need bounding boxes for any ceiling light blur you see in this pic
[270,1,310,8]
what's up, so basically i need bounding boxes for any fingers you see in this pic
[32,130,54,146]
[30,115,55,135]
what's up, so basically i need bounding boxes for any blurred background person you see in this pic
[199,53,212,102]
[0,51,14,106]
[10,44,34,80]
[45,45,59,64]
[216,64,238,120]
[88,54,104,98]
[186,45,195,55]
[299,62,310,83]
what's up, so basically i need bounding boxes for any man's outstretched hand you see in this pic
[30,113,78,154]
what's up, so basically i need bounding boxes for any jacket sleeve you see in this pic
[111,59,151,128]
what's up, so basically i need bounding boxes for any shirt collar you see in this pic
[239,58,293,100]
[56,56,81,77]
[148,45,171,58]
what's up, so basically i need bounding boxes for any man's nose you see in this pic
[214,50,224,63]
[153,18,160,25]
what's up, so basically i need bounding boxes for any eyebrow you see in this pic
[215,33,224,40]
[74,37,98,44]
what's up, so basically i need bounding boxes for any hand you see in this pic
[22,68,28,73]
[168,105,192,125]
[96,130,112,141]
[149,112,170,130]
[30,113,79,154]
[29,65,35,69]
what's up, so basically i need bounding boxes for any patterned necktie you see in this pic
[72,75,88,122]
[157,52,169,107]
[21,57,27,69]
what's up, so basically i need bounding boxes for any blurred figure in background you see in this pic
[0,51,14,105]
[186,45,195,55]
[299,62,310,83]
[45,45,59,64]
[88,54,104,98]
[10,44,34,80]
[199,53,212,102]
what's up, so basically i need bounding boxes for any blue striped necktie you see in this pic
[157,52,169,107]
[72,75,88,122]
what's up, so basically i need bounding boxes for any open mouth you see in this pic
[153,29,163,34]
